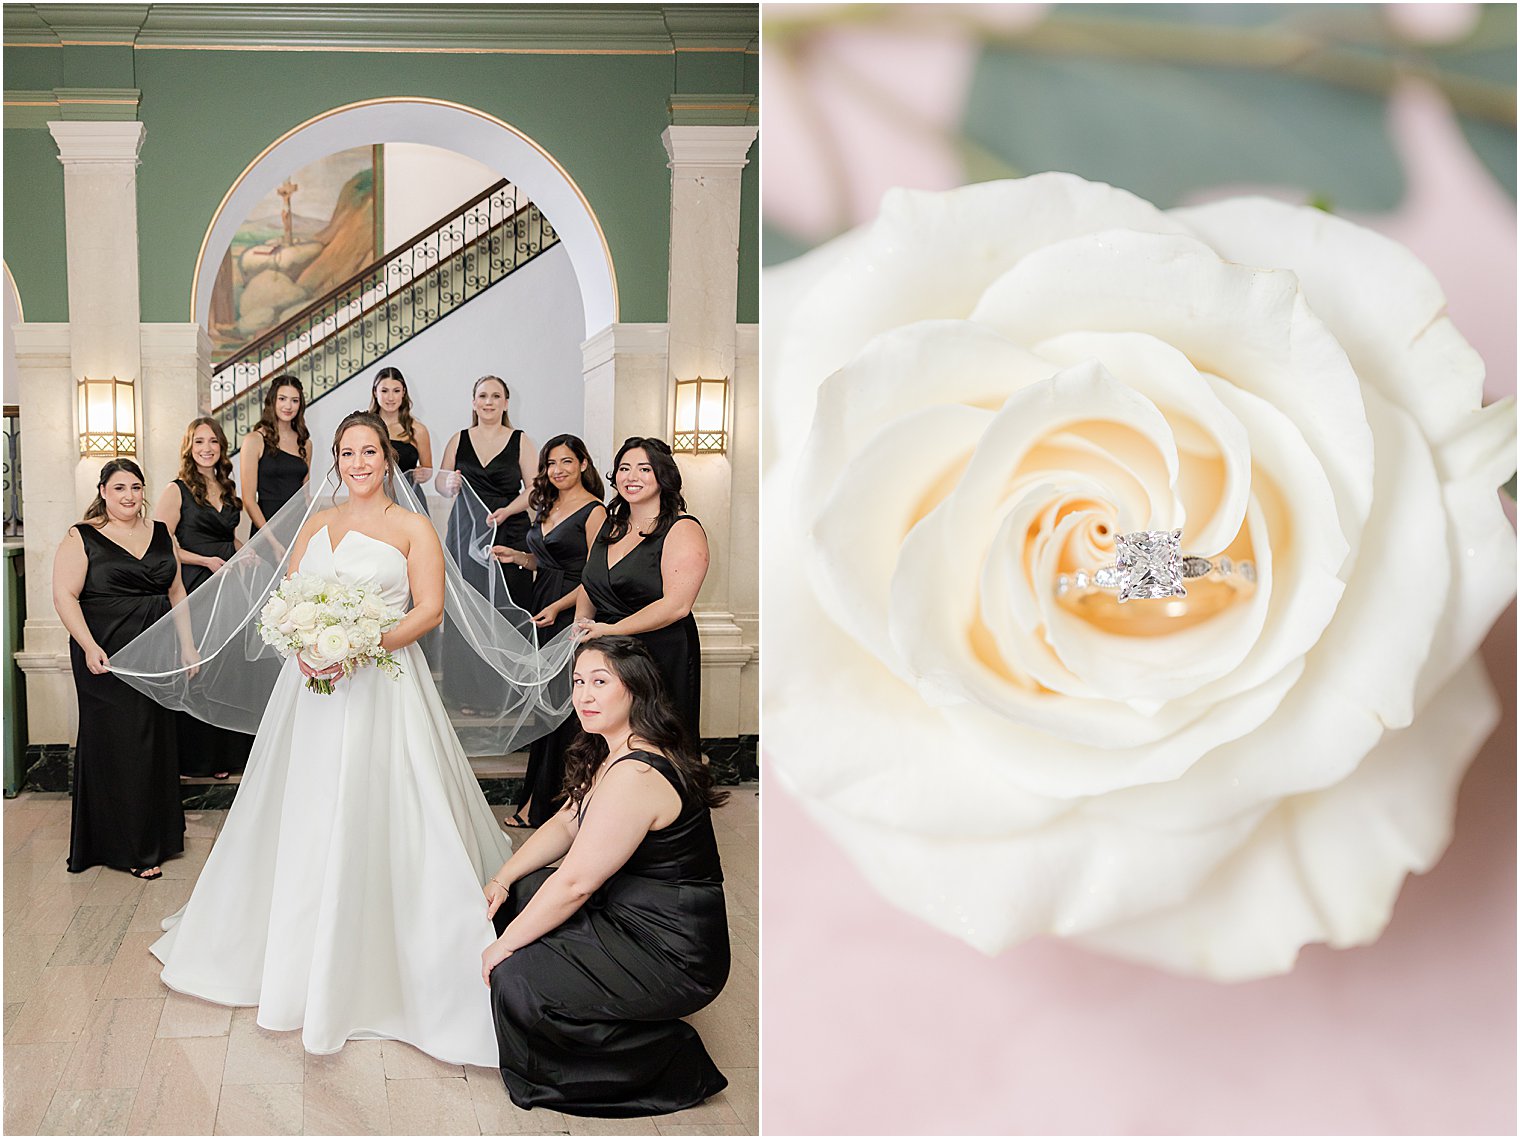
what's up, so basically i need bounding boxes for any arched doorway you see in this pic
[190,97,618,339]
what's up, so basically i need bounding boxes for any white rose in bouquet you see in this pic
[287,601,319,633]
[360,593,390,621]
[765,174,1516,980]
[261,594,290,625]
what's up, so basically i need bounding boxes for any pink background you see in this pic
[761,6,1517,1134]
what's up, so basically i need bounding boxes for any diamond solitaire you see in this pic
[1116,529,1184,602]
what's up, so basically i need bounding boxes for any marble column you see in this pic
[660,125,758,738]
[16,122,147,744]
[140,323,212,494]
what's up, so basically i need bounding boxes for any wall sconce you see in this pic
[673,376,728,454]
[78,376,137,457]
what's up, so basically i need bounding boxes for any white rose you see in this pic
[287,601,319,632]
[313,626,351,665]
[261,594,290,625]
[297,626,320,648]
[353,618,383,651]
[765,174,1516,981]
[360,593,389,621]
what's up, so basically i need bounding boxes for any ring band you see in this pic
[1057,529,1256,616]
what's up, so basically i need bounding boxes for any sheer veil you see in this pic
[110,460,578,757]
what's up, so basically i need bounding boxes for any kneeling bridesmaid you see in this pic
[480,636,730,1117]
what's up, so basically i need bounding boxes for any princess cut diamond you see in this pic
[1115,530,1185,602]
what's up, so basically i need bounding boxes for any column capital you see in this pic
[48,120,145,166]
[661,125,757,170]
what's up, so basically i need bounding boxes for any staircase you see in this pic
[211,179,559,451]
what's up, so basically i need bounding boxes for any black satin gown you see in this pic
[67,522,186,873]
[443,429,531,710]
[253,444,307,534]
[391,436,426,509]
[518,500,599,825]
[582,516,703,743]
[170,480,254,777]
[491,751,729,1116]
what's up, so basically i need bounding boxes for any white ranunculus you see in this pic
[765,174,1516,981]
[313,626,351,665]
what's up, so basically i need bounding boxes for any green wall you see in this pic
[4,35,759,327]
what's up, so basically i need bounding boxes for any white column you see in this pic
[16,122,148,744]
[13,323,79,744]
[140,323,212,495]
[660,125,758,738]
[580,322,670,475]
[49,121,146,391]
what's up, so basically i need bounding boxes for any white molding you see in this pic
[10,322,72,363]
[139,321,209,363]
[661,125,758,170]
[735,323,757,355]
[580,322,669,372]
[47,120,146,165]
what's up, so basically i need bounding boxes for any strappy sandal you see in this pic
[503,811,532,829]
[128,867,163,880]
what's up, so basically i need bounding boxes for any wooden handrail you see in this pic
[215,177,516,371]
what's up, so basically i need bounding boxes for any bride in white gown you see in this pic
[149,411,516,1065]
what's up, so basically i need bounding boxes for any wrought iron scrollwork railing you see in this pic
[212,179,559,451]
[2,406,20,538]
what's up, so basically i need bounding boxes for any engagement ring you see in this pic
[1056,530,1256,622]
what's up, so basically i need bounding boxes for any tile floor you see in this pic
[3,787,758,1136]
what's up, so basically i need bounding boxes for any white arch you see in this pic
[191,97,617,338]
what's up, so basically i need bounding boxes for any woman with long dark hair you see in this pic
[53,459,190,879]
[546,437,708,743]
[368,366,433,503]
[239,374,311,534]
[495,434,605,827]
[153,418,253,779]
[481,636,729,1117]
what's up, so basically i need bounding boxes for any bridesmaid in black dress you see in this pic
[152,418,254,779]
[492,434,606,827]
[570,438,708,744]
[238,374,311,535]
[482,636,729,1117]
[436,376,537,711]
[368,366,434,509]
[53,459,189,879]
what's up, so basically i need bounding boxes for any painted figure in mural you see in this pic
[497,434,607,828]
[53,459,189,881]
[483,636,730,1117]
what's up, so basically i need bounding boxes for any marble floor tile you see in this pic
[7,964,112,1044]
[59,997,165,1091]
[385,1075,478,1135]
[10,885,86,940]
[127,879,193,934]
[37,1086,136,1136]
[3,1040,75,1135]
[463,1063,571,1135]
[5,1000,26,1035]
[722,1066,758,1133]
[381,1038,465,1080]
[97,931,170,1000]
[683,1008,757,1070]
[10,833,71,865]
[212,1082,303,1136]
[654,1091,745,1130]
[4,809,46,853]
[565,1114,660,1135]
[155,990,234,1039]
[222,1005,305,1085]
[50,904,137,968]
[126,1035,227,1135]
[5,927,69,1004]
[157,837,214,881]
[80,871,148,910]
[303,1038,389,1135]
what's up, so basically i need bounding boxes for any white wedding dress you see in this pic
[151,526,512,1065]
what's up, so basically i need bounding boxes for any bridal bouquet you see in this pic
[257,572,405,694]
